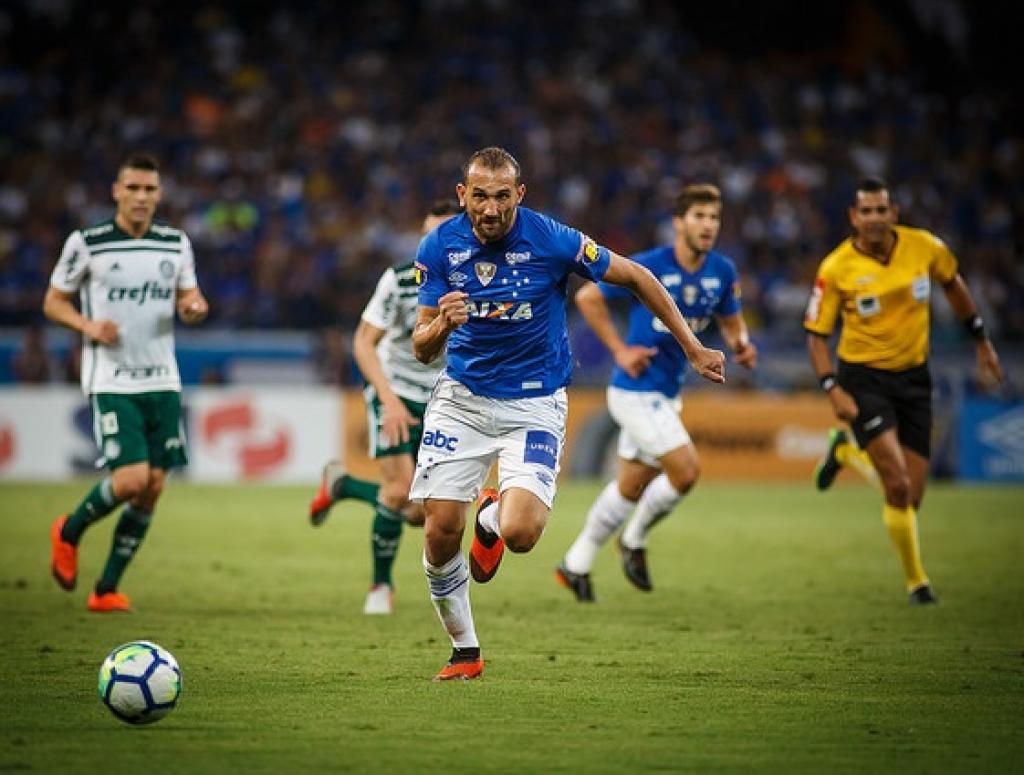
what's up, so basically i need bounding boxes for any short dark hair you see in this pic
[461,146,521,185]
[428,198,462,218]
[673,183,721,217]
[855,177,889,198]
[119,152,160,175]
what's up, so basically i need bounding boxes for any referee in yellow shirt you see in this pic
[805,178,1003,605]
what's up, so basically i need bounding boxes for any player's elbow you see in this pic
[412,341,433,364]
[42,289,63,321]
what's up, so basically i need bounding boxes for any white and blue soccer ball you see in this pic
[98,641,182,725]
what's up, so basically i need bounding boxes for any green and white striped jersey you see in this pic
[49,219,198,395]
[361,261,444,403]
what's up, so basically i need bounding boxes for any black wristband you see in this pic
[819,373,838,392]
[963,315,987,342]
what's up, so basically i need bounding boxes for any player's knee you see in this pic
[882,472,911,506]
[379,479,411,513]
[618,481,646,502]
[666,461,699,494]
[501,519,543,553]
[146,472,165,501]
[404,503,426,528]
[503,522,544,552]
[423,513,462,548]
[112,467,149,500]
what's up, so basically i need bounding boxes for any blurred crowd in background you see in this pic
[2,0,1021,385]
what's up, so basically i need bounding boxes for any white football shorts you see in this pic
[607,386,691,467]
[409,375,567,507]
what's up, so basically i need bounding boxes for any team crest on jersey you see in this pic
[414,262,428,286]
[683,285,699,306]
[475,261,497,286]
[159,259,174,279]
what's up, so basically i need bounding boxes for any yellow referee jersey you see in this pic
[804,225,958,371]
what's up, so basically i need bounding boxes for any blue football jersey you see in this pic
[416,207,611,398]
[600,246,741,397]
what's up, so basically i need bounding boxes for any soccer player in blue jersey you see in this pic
[409,147,727,680]
[557,184,757,602]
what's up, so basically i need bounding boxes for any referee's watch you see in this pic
[819,373,838,393]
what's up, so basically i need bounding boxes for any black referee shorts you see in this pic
[837,360,932,458]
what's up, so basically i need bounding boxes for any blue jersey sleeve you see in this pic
[533,211,610,283]
[415,230,449,307]
[715,257,742,317]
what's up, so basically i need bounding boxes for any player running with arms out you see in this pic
[557,184,757,602]
[45,153,208,612]
[410,147,725,681]
[805,177,1002,605]
[307,199,462,615]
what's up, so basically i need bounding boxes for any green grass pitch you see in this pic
[1,480,1022,773]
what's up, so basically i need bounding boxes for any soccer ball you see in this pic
[98,641,182,725]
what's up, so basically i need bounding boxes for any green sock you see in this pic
[63,477,118,545]
[332,475,380,507]
[96,506,152,594]
[371,503,405,586]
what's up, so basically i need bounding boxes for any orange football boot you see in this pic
[50,515,77,591]
[87,591,133,613]
[433,655,484,682]
[309,460,346,527]
[469,488,503,583]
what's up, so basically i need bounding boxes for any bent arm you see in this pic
[601,253,702,357]
[806,332,834,381]
[575,282,627,357]
[601,252,724,383]
[717,311,757,368]
[807,331,858,421]
[412,306,450,365]
[44,286,119,345]
[43,286,89,334]
[412,290,469,364]
[942,273,1003,383]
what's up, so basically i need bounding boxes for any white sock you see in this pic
[478,499,500,538]
[563,481,634,574]
[620,474,682,550]
[423,552,478,649]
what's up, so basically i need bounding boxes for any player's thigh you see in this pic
[617,458,660,502]
[892,366,932,460]
[366,392,425,458]
[494,389,568,508]
[409,383,496,504]
[92,393,148,470]
[608,387,689,467]
[837,364,898,451]
[377,453,416,506]
[141,391,187,470]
